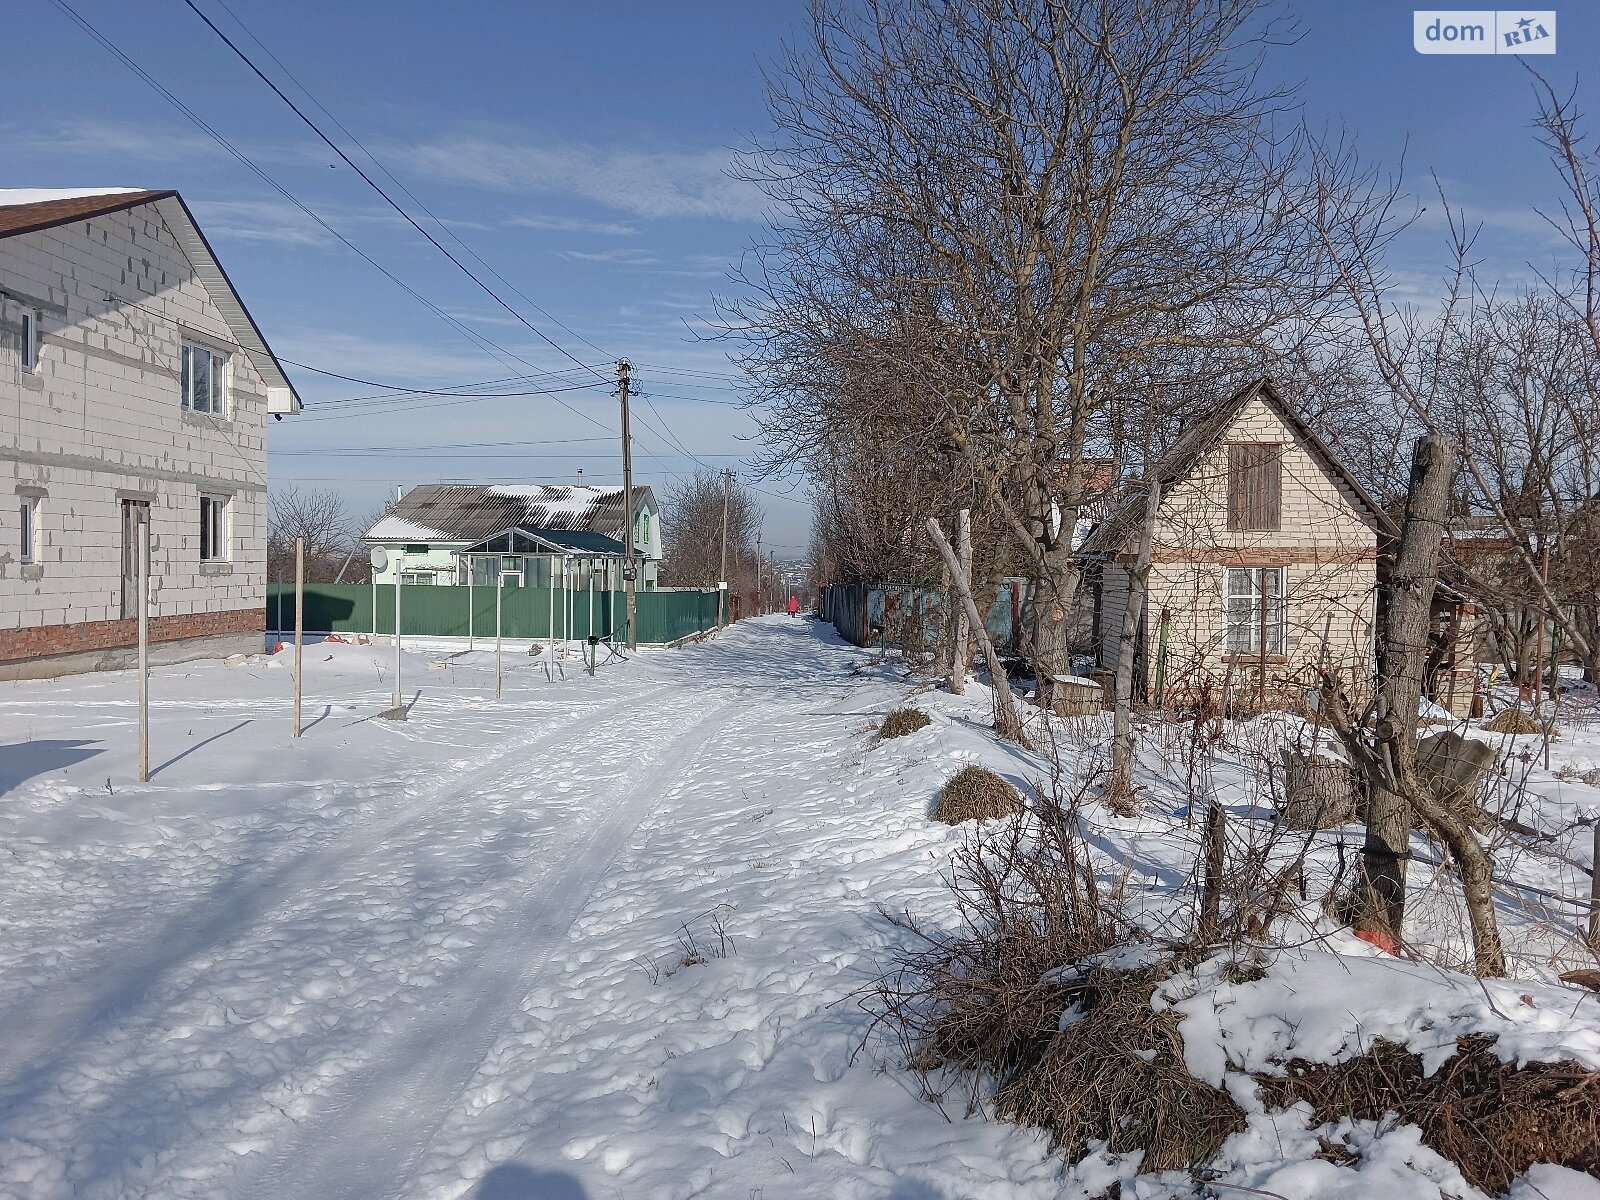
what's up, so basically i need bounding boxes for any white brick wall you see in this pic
[1,202,270,630]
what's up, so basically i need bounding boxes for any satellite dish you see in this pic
[370,547,389,572]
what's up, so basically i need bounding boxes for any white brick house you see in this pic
[1,189,301,679]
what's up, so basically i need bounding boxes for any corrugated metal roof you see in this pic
[367,484,655,544]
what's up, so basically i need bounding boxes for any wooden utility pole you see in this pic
[137,509,150,783]
[618,360,638,651]
[756,530,763,615]
[293,537,304,737]
[718,468,733,628]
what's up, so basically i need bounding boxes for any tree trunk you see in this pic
[1030,539,1080,682]
[1413,793,1507,976]
[949,508,971,696]
[1357,434,1455,949]
[1108,479,1161,809]
[927,517,1029,747]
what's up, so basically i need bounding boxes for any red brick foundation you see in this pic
[0,607,265,665]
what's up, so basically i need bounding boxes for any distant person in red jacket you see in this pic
[787,595,800,617]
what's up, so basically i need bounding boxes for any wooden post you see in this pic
[926,517,1029,747]
[137,509,150,783]
[949,508,971,695]
[618,359,639,651]
[1198,801,1227,945]
[293,536,304,737]
[1588,820,1600,956]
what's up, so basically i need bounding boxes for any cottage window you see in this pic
[19,496,39,563]
[399,571,432,586]
[1227,443,1281,531]
[182,343,228,415]
[1225,567,1285,656]
[199,494,229,562]
[20,308,39,373]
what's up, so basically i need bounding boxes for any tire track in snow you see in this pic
[226,688,749,1200]
[0,683,681,1200]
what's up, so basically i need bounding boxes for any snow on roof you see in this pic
[487,484,617,514]
[366,515,453,542]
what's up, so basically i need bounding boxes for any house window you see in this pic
[199,494,229,561]
[20,308,39,373]
[1225,567,1285,656]
[1227,443,1281,531]
[399,571,432,586]
[182,343,228,415]
[19,496,39,563]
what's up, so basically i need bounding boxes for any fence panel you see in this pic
[819,581,1022,653]
[267,583,713,643]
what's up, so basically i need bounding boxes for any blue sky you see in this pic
[6,2,1595,552]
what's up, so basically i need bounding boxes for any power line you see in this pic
[208,0,614,365]
[277,357,608,398]
[182,0,612,386]
[47,0,614,435]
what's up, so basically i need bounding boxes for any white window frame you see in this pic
[399,570,432,586]
[19,495,40,563]
[182,342,229,417]
[199,493,229,562]
[1225,567,1286,656]
[20,307,39,373]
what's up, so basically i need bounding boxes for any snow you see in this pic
[365,514,453,541]
[0,188,147,206]
[486,484,615,513]
[1,618,1597,1199]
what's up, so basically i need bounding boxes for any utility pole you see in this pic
[718,468,733,628]
[618,360,638,650]
[755,529,763,615]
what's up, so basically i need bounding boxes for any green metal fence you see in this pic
[266,583,719,644]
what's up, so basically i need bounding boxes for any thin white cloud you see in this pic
[394,133,767,222]
[556,247,665,266]
[509,212,638,236]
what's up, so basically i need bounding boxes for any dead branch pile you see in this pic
[879,708,931,740]
[1483,708,1547,735]
[1264,1035,1600,1192]
[995,965,1246,1171]
[932,767,1021,825]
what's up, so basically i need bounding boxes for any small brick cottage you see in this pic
[1,189,300,679]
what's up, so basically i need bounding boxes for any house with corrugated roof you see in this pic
[1,188,300,679]
[363,483,662,590]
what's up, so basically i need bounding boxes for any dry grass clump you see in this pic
[1264,1035,1600,1192]
[880,707,932,740]
[933,766,1022,824]
[995,966,1247,1171]
[1483,707,1546,735]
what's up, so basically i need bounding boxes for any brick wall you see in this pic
[0,605,263,664]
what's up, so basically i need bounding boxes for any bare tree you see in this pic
[732,0,1362,682]
[661,470,763,592]
[268,486,360,584]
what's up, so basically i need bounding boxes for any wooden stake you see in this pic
[137,508,150,783]
[293,536,304,737]
[949,508,971,695]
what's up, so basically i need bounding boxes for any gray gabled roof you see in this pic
[1078,377,1397,557]
[365,483,656,544]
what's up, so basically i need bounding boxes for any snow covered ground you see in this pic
[0,617,1597,1199]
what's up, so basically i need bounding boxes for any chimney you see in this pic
[577,467,585,487]
[395,484,403,503]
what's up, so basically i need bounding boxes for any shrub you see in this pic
[879,707,931,740]
[933,766,1022,825]
[1483,707,1547,735]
